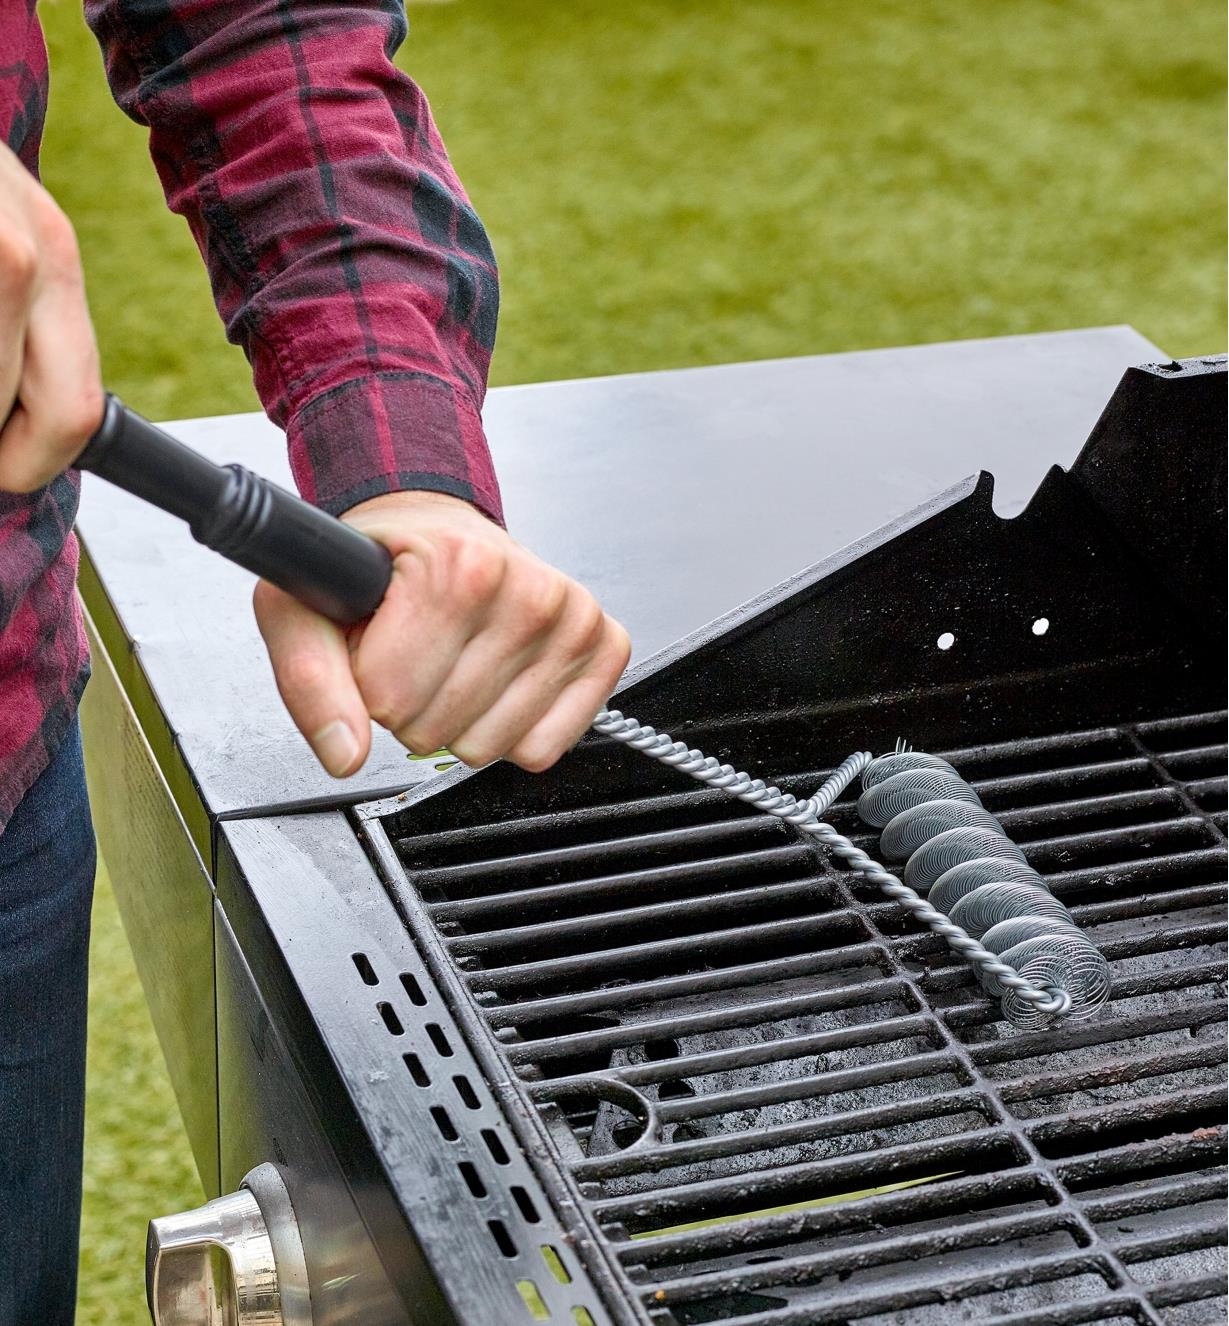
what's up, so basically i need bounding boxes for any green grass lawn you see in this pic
[34,1,1224,1321]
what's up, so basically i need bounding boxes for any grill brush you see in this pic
[78,393,1110,1027]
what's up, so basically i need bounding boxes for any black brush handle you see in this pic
[77,394,393,624]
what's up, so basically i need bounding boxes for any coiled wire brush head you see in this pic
[858,750,1112,1027]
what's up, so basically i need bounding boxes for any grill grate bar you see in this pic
[993,1042,1226,1105]
[993,787,1183,837]
[1052,1127,1226,1189]
[942,968,1225,1035]
[644,1205,1080,1303]
[1112,1217,1228,1266]
[481,940,886,1026]
[623,1047,960,1115]
[572,1086,991,1181]
[527,1012,939,1092]
[426,843,808,922]
[1080,1169,1225,1223]
[619,1168,1051,1265]
[410,816,785,890]
[1032,845,1228,891]
[692,1249,1121,1326]
[507,974,910,1066]
[1062,881,1225,926]
[444,870,833,958]
[1021,817,1215,871]
[971,755,1153,798]
[589,1126,1016,1224]
[466,908,866,994]
[395,784,771,861]
[967,993,1224,1069]
[1022,1082,1226,1148]
[1148,1273,1229,1309]
[940,726,1126,766]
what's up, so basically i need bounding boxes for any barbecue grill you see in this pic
[76,331,1227,1326]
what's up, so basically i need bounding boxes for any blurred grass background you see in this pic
[33,0,1224,1321]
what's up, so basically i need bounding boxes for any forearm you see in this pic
[84,0,502,521]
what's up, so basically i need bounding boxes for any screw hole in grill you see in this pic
[458,1161,486,1198]
[351,952,378,986]
[488,1219,517,1257]
[540,1244,572,1284]
[378,1002,404,1036]
[482,1129,511,1165]
[403,1053,430,1087]
[515,1279,549,1321]
[430,1106,458,1141]
[454,1075,482,1110]
[426,1023,454,1056]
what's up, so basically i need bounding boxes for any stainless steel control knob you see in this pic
[146,1163,312,1326]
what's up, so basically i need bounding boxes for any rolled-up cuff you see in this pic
[286,370,504,526]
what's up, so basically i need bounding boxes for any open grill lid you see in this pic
[357,356,1226,1325]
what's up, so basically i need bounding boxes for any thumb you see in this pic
[253,580,372,777]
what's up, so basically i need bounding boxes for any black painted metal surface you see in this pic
[75,327,1163,826]
[354,357,1226,1324]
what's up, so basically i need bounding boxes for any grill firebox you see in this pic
[356,357,1227,1325]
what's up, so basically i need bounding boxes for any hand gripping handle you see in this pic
[77,394,393,624]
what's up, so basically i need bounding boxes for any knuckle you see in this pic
[40,204,79,262]
[569,594,605,652]
[0,227,38,294]
[451,539,506,607]
[607,621,633,672]
[518,572,568,636]
[58,382,104,448]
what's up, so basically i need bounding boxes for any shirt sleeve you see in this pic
[83,1,503,524]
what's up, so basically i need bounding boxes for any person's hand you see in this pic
[253,490,631,776]
[0,142,103,492]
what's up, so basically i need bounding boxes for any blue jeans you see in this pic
[0,720,95,1326]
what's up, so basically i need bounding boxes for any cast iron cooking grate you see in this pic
[368,708,1227,1326]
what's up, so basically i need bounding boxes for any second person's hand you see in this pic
[253,489,631,777]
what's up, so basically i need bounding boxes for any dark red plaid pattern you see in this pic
[1,1,502,829]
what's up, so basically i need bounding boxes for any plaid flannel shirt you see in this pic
[0,0,502,831]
